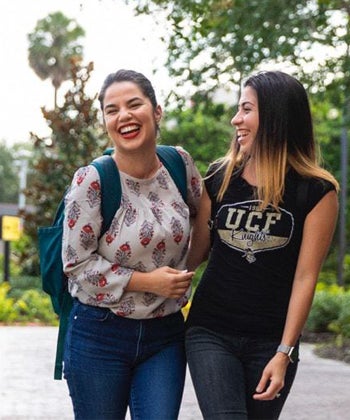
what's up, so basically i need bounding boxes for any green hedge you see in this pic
[0,278,58,325]
[1,277,349,340]
[305,283,350,338]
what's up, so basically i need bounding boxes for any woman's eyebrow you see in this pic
[127,96,143,104]
[104,103,117,110]
[239,100,255,107]
[104,97,143,109]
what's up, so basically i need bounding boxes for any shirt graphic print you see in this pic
[216,200,294,263]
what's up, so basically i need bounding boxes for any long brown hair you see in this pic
[216,71,339,209]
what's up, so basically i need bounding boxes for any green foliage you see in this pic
[0,278,58,325]
[191,261,206,290]
[344,254,350,285]
[28,61,108,221]
[28,11,85,107]
[131,0,349,287]
[7,275,42,299]
[0,283,17,322]
[305,283,344,333]
[317,270,338,286]
[13,289,58,325]
[10,234,39,276]
[128,0,350,92]
[160,99,233,174]
[0,141,20,203]
[0,241,24,279]
[21,61,109,274]
[329,293,350,339]
[305,282,350,340]
[310,97,341,176]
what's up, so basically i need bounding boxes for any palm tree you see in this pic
[27,11,85,108]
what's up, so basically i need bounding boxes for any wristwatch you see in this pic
[276,344,297,363]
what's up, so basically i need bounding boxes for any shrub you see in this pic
[329,293,350,339]
[317,270,338,286]
[305,283,344,333]
[13,289,58,325]
[8,276,41,299]
[0,283,18,323]
[0,279,58,325]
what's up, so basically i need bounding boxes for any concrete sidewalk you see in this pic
[1,326,350,419]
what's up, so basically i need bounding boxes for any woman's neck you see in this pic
[114,152,161,179]
[242,158,257,186]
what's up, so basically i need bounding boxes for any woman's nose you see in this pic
[231,113,241,126]
[119,108,131,120]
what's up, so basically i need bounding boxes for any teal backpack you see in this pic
[38,145,187,379]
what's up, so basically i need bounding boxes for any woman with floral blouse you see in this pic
[62,69,201,420]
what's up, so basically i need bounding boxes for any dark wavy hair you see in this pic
[98,69,158,111]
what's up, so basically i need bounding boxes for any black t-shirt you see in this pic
[187,166,335,339]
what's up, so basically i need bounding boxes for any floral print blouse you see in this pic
[62,147,201,319]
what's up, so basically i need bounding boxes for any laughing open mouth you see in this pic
[119,124,141,138]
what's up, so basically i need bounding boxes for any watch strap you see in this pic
[276,344,295,362]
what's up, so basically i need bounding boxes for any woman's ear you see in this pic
[154,105,163,124]
[99,109,107,130]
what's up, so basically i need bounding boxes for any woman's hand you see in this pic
[149,267,194,298]
[127,267,194,298]
[252,353,290,401]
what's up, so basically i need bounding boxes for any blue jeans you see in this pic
[64,300,186,420]
[186,327,299,420]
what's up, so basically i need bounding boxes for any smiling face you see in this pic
[103,81,162,153]
[231,86,259,157]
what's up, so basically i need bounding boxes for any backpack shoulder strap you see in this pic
[91,155,121,235]
[53,156,120,381]
[156,145,187,203]
[102,145,188,203]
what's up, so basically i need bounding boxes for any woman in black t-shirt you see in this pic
[186,71,339,420]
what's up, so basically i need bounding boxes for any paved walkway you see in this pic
[1,326,350,419]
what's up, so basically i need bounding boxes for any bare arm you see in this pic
[254,190,339,400]
[186,185,212,271]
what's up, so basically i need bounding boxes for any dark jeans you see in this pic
[64,300,186,420]
[186,326,299,420]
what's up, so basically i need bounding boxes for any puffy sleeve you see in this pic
[62,165,133,306]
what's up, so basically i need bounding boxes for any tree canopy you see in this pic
[27,11,85,108]
[21,62,109,275]
[127,0,350,93]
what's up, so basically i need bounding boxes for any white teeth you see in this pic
[120,125,139,134]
